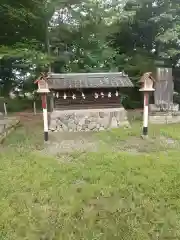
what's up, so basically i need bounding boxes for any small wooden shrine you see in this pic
[35,72,133,132]
[139,72,155,92]
[35,73,50,93]
[45,72,133,110]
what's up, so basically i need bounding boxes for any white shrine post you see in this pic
[35,73,50,142]
[139,72,155,137]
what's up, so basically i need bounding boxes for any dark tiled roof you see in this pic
[47,72,133,89]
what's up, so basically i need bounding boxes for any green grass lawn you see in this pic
[1,120,180,239]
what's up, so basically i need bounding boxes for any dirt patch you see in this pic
[105,136,179,153]
[41,130,179,156]
[14,112,43,126]
[10,112,177,155]
[41,131,101,155]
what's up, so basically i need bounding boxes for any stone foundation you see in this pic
[49,108,129,132]
[149,103,180,124]
[149,112,180,124]
[149,103,179,112]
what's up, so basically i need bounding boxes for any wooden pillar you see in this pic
[142,92,149,136]
[42,94,48,141]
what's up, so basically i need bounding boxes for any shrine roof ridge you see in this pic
[47,72,133,89]
[48,72,128,77]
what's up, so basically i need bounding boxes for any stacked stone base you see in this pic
[49,108,129,132]
[149,112,180,124]
[149,104,180,124]
[149,103,179,112]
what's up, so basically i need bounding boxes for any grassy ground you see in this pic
[1,116,180,239]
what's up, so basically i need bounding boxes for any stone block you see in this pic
[74,119,79,125]
[49,120,57,131]
[68,113,75,119]
[88,122,96,130]
[82,124,87,130]
[149,104,160,112]
[58,127,64,132]
[90,112,99,118]
[62,123,68,131]
[63,114,70,121]
[99,112,106,118]
[99,117,111,128]
[118,110,127,121]
[79,118,85,126]
[49,108,130,132]
[170,104,179,112]
[85,119,90,125]
[77,126,82,131]
[99,127,105,131]
[68,122,77,131]
[68,119,75,124]
[110,117,118,128]
[50,110,62,120]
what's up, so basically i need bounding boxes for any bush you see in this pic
[0,98,42,113]
[122,97,142,109]
[173,94,180,105]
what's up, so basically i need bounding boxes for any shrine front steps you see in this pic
[49,107,130,132]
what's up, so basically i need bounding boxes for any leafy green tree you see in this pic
[0,0,81,95]
[50,0,117,73]
[1,0,180,104]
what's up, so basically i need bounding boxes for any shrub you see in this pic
[0,98,42,113]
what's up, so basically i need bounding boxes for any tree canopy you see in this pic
[0,0,180,102]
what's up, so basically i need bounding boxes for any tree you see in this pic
[49,0,117,73]
[110,0,180,80]
[1,0,180,105]
[107,0,180,106]
[0,0,81,95]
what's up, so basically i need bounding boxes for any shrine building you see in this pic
[37,72,133,132]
